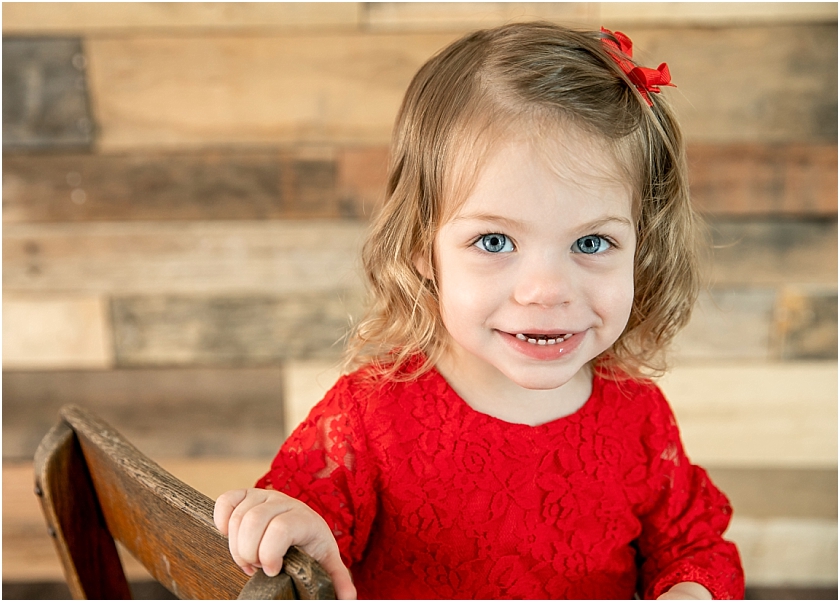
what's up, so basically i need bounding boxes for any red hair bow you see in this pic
[600,27,674,106]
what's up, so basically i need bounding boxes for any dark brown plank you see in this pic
[2,38,93,151]
[689,143,838,216]
[3,367,286,460]
[2,151,339,222]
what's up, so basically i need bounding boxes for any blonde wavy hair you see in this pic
[344,21,700,382]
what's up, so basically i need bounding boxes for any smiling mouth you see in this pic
[514,332,574,346]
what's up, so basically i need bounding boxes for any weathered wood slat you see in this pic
[1,2,362,34]
[3,221,368,294]
[2,294,112,370]
[3,144,834,223]
[364,2,597,31]
[689,143,838,216]
[111,291,363,366]
[601,2,838,26]
[2,367,286,460]
[80,25,836,150]
[625,24,837,143]
[2,37,93,151]
[85,33,459,151]
[659,362,838,468]
[2,151,344,222]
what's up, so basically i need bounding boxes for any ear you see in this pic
[413,250,433,281]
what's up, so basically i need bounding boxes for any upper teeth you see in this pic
[515,333,572,345]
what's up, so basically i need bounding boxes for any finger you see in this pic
[226,490,275,568]
[234,496,294,570]
[315,549,357,600]
[213,488,248,535]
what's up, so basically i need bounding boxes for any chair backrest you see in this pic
[34,404,335,600]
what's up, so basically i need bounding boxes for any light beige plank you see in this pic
[726,517,838,587]
[671,289,777,362]
[3,221,367,295]
[602,2,838,26]
[659,362,838,468]
[1,2,361,34]
[283,360,344,437]
[2,295,112,370]
[365,2,597,31]
[86,33,459,151]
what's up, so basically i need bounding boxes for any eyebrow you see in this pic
[451,213,634,231]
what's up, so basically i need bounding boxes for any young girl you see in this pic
[215,22,745,600]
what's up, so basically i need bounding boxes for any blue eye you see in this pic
[574,235,611,254]
[477,234,514,253]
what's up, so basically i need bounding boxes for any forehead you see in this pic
[443,117,634,221]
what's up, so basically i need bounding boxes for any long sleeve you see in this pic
[636,388,745,599]
[256,375,378,567]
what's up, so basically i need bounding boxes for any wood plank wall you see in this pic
[3,3,837,596]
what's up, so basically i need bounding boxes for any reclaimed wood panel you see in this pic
[364,2,597,31]
[624,24,837,143]
[2,367,285,460]
[3,221,368,294]
[2,295,112,370]
[2,151,344,223]
[83,25,836,150]
[778,288,839,360]
[2,37,93,151]
[689,143,838,216]
[1,2,361,34]
[671,288,777,361]
[111,291,364,366]
[4,143,834,223]
[602,2,838,26]
[726,517,838,587]
[659,362,838,468]
[85,33,459,151]
[706,218,837,286]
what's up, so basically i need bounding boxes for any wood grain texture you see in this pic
[659,362,837,468]
[777,288,839,360]
[81,24,836,149]
[601,2,838,26]
[689,143,838,216]
[3,221,368,294]
[364,2,597,31]
[4,144,833,223]
[111,291,364,366]
[85,33,459,151]
[705,218,837,286]
[2,2,361,34]
[2,37,93,151]
[3,367,285,460]
[623,24,837,143]
[2,294,112,370]
[2,151,342,223]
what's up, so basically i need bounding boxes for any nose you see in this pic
[512,252,574,308]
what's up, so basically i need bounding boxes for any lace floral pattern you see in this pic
[257,360,744,599]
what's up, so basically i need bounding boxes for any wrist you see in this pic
[657,582,713,600]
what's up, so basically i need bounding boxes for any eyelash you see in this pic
[472,233,619,253]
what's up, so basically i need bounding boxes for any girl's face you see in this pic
[424,129,636,398]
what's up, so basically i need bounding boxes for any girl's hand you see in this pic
[657,582,713,600]
[214,488,357,600]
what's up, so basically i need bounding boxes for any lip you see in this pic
[497,329,585,361]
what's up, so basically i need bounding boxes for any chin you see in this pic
[502,366,583,391]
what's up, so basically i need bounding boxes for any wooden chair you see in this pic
[34,404,335,600]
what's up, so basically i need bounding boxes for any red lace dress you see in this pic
[257,360,744,599]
